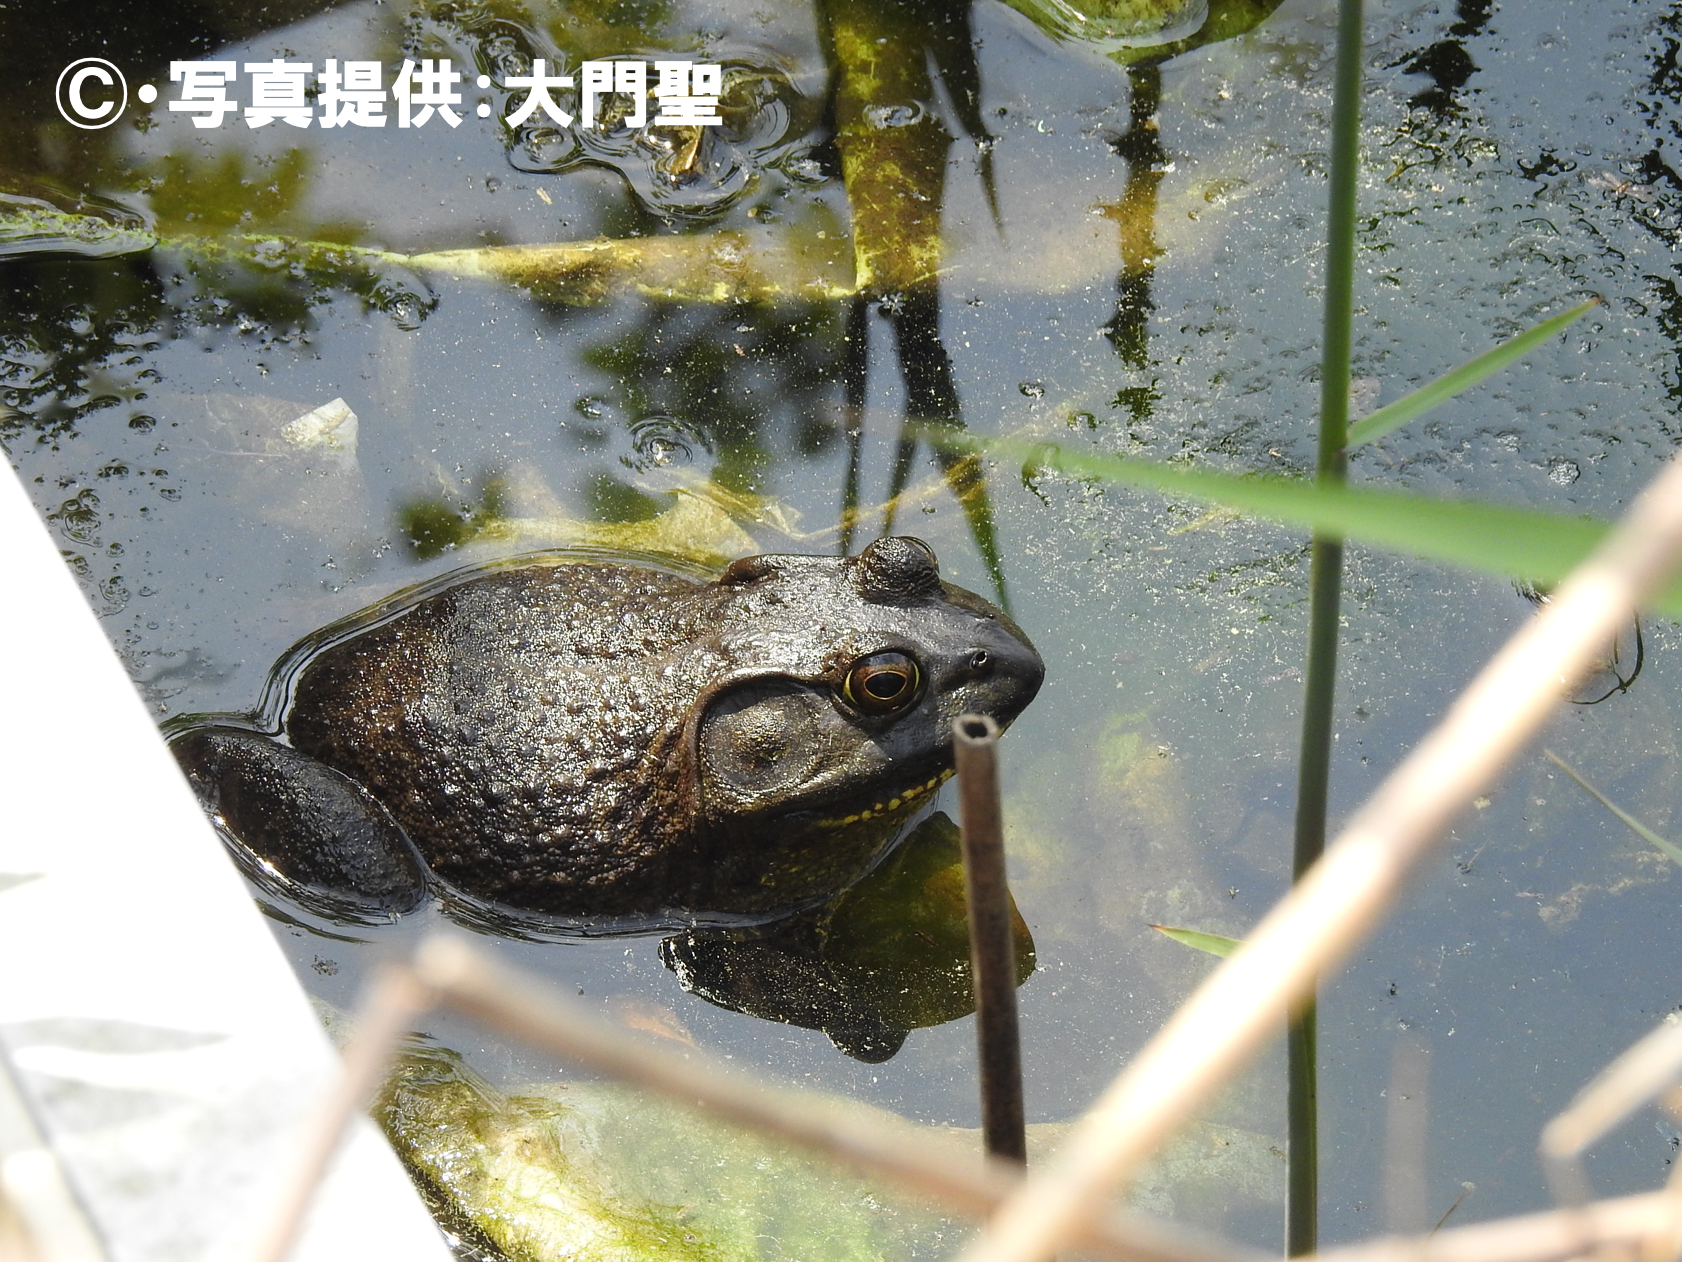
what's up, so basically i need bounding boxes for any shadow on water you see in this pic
[1393,0,1494,116]
[663,813,1035,1063]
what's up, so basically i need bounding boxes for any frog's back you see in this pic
[288,561,719,909]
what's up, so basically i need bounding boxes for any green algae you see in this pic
[377,1044,960,1262]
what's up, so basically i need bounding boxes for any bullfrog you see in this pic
[171,536,1042,924]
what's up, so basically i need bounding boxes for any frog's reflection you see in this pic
[661,812,1034,1063]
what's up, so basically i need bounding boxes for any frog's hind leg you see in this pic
[170,725,430,917]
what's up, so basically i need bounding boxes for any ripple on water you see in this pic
[503,59,816,220]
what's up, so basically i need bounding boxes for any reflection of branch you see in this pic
[821,0,955,295]
[817,0,1010,604]
[839,296,871,555]
[1100,63,1166,369]
[882,292,1009,609]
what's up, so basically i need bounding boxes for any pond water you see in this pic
[6,0,1682,1254]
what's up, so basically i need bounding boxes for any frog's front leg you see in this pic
[170,725,429,916]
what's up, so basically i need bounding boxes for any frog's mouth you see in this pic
[816,765,955,829]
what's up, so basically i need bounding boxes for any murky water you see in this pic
[7,0,1682,1252]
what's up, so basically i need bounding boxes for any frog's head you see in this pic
[684,538,1042,875]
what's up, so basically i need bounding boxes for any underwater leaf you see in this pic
[0,201,852,306]
[379,1044,959,1262]
[1345,299,1600,449]
[394,480,763,570]
[378,1044,1282,1259]
[1544,749,1682,868]
[964,435,1682,614]
[410,232,852,305]
[1150,925,1241,957]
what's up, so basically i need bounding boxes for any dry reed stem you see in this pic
[1541,1019,1682,1203]
[1315,1191,1680,1262]
[248,962,435,1262]
[252,942,1682,1262]
[250,933,1262,1262]
[408,937,1250,1262]
[957,453,1682,1262]
[1540,1018,1682,1262]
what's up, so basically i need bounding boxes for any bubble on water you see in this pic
[249,238,287,268]
[494,55,817,221]
[865,103,924,129]
[368,272,439,331]
[48,488,102,544]
[511,126,582,172]
[1019,381,1046,399]
[625,414,711,473]
[99,575,129,615]
[1548,457,1581,485]
[778,150,828,186]
[379,293,432,331]
[575,397,607,421]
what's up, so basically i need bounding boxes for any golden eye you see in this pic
[841,652,923,715]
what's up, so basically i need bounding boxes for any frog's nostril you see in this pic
[968,649,992,673]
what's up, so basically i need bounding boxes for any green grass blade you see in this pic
[1149,925,1242,958]
[976,433,1682,614]
[1345,299,1600,449]
[982,433,1620,588]
[1544,749,1682,868]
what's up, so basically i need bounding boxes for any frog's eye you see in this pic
[840,652,924,715]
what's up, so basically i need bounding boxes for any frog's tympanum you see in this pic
[171,537,1043,923]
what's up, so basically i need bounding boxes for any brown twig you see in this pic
[255,934,1682,1262]
[954,713,1028,1165]
[252,932,1261,1262]
[1315,1191,1680,1262]
[248,962,435,1262]
[1540,1018,1682,1206]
